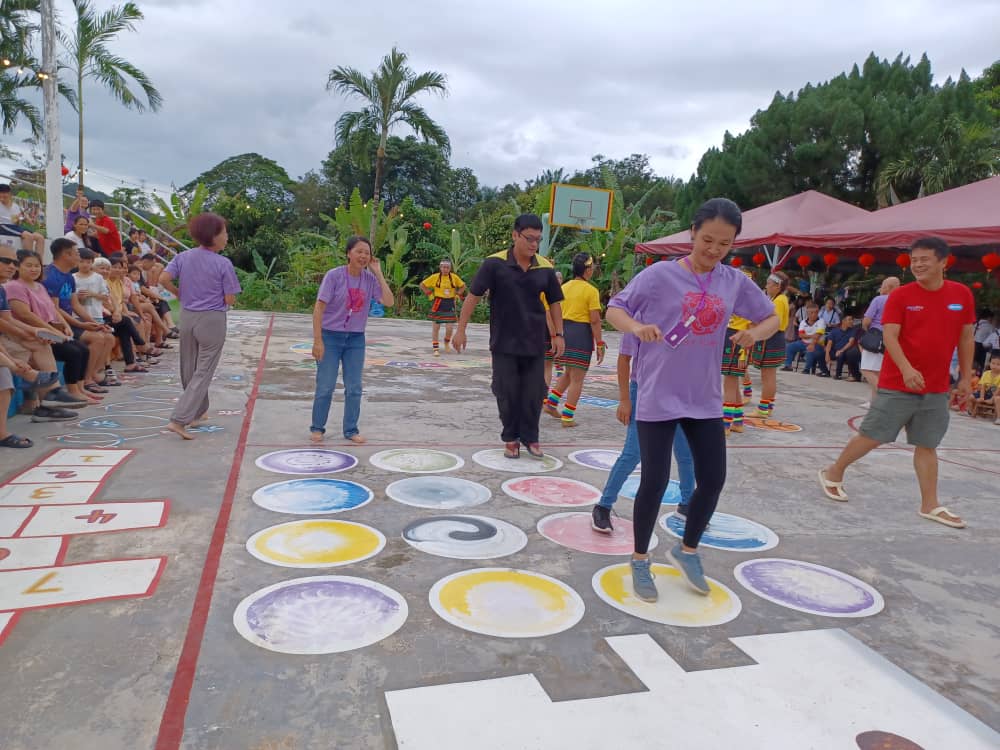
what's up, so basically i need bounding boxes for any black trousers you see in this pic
[111,316,145,365]
[834,348,862,380]
[490,352,546,445]
[634,418,726,552]
[50,339,89,384]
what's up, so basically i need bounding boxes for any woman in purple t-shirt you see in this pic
[606,198,779,601]
[309,236,393,444]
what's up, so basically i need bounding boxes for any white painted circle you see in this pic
[385,476,492,509]
[734,558,885,618]
[568,449,640,472]
[245,519,386,568]
[254,449,358,475]
[402,515,527,559]
[537,512,657,555]
[501,476,600,507]
[658,511,779,552]
[472,449,563,473]
[369,448,465,474]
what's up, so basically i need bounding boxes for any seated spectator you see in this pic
[65,215,102,254]
[0,184,45,255]
[104,256,154,373]
[132,257,178,338]
[825,314,862,381]
[137,229,154,256]
[782,302,828,375]
[6,248,98,405]
[123,227,141,255]
[89,200,123,257]
[64,188,90,233]
[968,356,1000,424]
[818,297,842,328]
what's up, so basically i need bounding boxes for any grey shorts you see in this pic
[859,389,950,448]
[0,366,13,391]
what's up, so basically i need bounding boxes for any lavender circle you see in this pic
[734,558,884,618]
[255,449,358,475]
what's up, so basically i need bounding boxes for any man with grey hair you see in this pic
[858,275,901,405]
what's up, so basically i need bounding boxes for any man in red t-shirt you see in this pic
[89,200,122,257]
[819,237,975,529]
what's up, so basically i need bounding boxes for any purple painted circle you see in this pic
[255,449,357,475]
[736,558,882,616]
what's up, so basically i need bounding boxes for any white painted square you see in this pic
[0,508,32,538]
[0,538,63,570]
[37,449,133,468]
[17,501,168,538]
[5,466,115,485]
[0,611,14,640]
[0,558,165,611]
[0,483,102,506]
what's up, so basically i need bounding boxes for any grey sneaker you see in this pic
[666,543,710,596]
[591,505,613,534]
[31,405,77,422]
[42,387,88,409]
[630,558,658,602]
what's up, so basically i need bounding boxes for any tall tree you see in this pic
[181,152,295,208]
[326,46,449,241]
[58,0,162,187]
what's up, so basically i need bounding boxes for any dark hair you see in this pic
[691,198,742,236]
[513,213,543,232]
[571,252,593,279]
[345,235,371,253]
[139,253,156,262]
[909,236,949,260]
[72,214,89,226]
[90,199,105,209]
[107,252,126,264]
[128,227,139,237]
[806,301,819,309]
[50,238,77,259]
[0,184,10,194]
[188,212,227,247]
[78,248,97,260]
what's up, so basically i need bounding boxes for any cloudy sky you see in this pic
[3,0,998,198]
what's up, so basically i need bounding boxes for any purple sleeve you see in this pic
[619,333,638,357]
[864,296,882,321]
[222,260,241,295]
[608,265,654,318]
[733,273,776,323]
[317,268,339,304]
[164,254,181,279]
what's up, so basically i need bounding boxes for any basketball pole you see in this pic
[540,213,552,257]
[40,0,62,262]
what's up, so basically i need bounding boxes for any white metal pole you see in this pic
[40,0,61,262]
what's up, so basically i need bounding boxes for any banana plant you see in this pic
[151,182,208,238]
[323,188,398,252]
[382,225,412,310]
[448,227,483,281]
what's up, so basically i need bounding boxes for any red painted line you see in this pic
[154,313,275,750]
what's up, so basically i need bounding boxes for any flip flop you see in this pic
[918,507,966,529]
[818,468,848,502]
[504,441,520,459]
[0,434,33,448]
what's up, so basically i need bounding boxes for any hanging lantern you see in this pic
[422,222,432,230]
[983,252,1000,272]
[971,281,983,289]
[730,256,743,268]
[752,251,766,267]
[895,253,911,270]
[645,255,654,266]
[60,165,69,177]
[946,255,957,269]
[797,255,812,270]
[823,252,837,268]
[858,253,875,273]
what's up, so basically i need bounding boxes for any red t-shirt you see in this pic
[879,280,975,394]
[93,215,122,256]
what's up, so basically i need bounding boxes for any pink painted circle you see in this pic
[501,476,601,507]
[537,512,657,555]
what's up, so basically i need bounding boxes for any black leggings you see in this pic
[634,418,726,553]
[50,339,90,385]
[110,316,145,365]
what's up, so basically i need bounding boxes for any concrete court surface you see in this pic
[0,310,997,750]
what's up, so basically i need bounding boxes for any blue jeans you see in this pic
[310,330,365,438]
[784,340,828,374]
[598,381,694,508]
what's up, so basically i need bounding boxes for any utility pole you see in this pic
[40,0,62,261]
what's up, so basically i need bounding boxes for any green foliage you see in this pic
[325,188,398,253]
[151,182,207,239]
[181,152,295,208]
[110,186,149,212]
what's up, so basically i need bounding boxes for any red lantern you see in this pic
[983,252,1000,272]
[797,255,812,270]
[422,222,432,230]
[60,165,69,177]
[752,252,766,267]
[895,253,911,269]
[946,255,957,269]
[858,253,875,272]
[823,252,837,268]
[972,281,983,289]
[730,257,743,268]
[645,256,654,266]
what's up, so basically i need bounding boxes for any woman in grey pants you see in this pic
[159,213,241,440]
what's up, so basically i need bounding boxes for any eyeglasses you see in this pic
[0,257,18,266]
[518,232,542,246]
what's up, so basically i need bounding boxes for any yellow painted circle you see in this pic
[592,563,741,627]
[430,568,584,638]
[246,520,385,568]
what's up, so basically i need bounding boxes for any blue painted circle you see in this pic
[251,478,374,514]
[619,476,681,504]
[658,511,779,551]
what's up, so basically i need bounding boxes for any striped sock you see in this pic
[723,402,739,431]
[743,378,753,399]
[561,402,577,422]
[545,389,563,410]
[732,404,745,428]
[432,341,440,352]
[758,398,774,416]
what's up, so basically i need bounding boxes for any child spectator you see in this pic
[89,200,122,257]
[968,356,999,423]
[0,184,45,254]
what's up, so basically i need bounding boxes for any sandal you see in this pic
[157,342,174,349]
[85,383,109,394]
[0,433,33,448]
[124,364,149,373]
[817,468,848,502]
[503,441,520,459]
[918,506,966,529]
[525,443,546,460]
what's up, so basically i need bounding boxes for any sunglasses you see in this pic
[0,257,19,266]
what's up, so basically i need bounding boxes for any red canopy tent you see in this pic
[636,190,871,257]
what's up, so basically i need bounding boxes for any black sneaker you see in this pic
[41,388,88,409]
[31,405,77,422]
[591,505,614,534]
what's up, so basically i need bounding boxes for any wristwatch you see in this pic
[554,332,564,337]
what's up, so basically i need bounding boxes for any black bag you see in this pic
[860,328,884,354]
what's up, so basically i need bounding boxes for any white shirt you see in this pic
[985,330,1000,351]
[73,271,109,321]
[65,231,86,249]
[0,201,23,224]
[799,319,826,339]
[819,307,841,327]
[974,318,996,344]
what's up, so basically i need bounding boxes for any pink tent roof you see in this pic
[637,190,871,255]
[780,176,1000,249]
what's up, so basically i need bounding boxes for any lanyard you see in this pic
[681,258,714,318]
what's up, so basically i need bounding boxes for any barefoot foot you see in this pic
[346,434,366,445]
[167,421,195,440]
[310,431,324,444]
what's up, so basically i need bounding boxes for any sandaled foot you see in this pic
[818,468,848,502]
[919,506,966,529]
[525,443,545,459]
[504,441,520,459]
[0,433,33,448]
[346,434,366,444]
[309,431,324,443]
[167,421,195,441]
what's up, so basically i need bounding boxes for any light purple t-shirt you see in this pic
[609,260,775,421]
[164,247,241,312]
[619,333,640,382]
[317,266,380,333]
[863,294,888,330]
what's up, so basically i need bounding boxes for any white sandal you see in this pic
[918,506,966,529]
[818,469,848,502]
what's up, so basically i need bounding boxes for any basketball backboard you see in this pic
[549,183,613,231]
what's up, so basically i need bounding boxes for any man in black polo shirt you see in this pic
[453,214,565,459]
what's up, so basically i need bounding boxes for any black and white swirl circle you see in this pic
[401,515,527,560]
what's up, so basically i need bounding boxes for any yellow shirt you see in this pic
[979,371,1000,389]
[421,272,465,299]
[728,315,752,331]
[560,278,601,323]
[771,292,790,330]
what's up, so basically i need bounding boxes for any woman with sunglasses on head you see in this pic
[607,198,779,602]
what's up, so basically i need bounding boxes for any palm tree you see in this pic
[326,46,449,241]
[58,0,162,187]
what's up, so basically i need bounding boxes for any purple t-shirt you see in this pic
[619,333,639,382]
[317,266,380,332]
[863,294,888,331]
[609,260,775,421]
[64,208,90,233]
[164,247,241,312]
